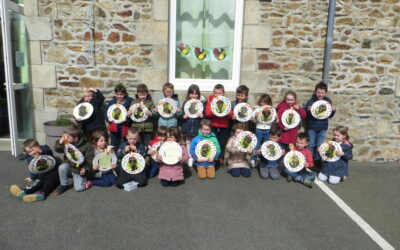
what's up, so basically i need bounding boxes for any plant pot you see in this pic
[43,121,69,159]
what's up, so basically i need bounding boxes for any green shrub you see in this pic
[54,115,73,126]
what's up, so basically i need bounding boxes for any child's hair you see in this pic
[114,84,127,94]
[283,90,298,103]
[185,84,201,101]
[91,130,109,147]
[81,88,96,99]
[156,126,168,137]
[297,132,309,143]
[258,94,273,106]
[334,126,350,142]
[136,84,149,95]
[213,84,225,93]
[233,122,248,132]
[236,85,249,96]
[23,138,40,149]
[64,124,82,138]
[269,123,283,137]
[163,82,174,92]
[314,82,328,92]
[127,127,140,136]
[167,127,181,142]
[200,119,212,128]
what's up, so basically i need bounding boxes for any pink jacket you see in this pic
[158,143,189,181]
[276,101,306,145]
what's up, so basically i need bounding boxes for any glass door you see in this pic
[1,0,34,156]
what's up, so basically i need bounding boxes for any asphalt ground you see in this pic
[0,151,399,250]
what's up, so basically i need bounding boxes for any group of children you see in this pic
[10,81,353,202]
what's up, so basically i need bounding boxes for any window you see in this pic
[169,0,244,92]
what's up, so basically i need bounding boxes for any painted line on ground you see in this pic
[314,179,395,250]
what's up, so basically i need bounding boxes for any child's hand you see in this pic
[111,163,117,169]
[59,134,66,144]
[148,149,155,155]
[207,158,213,163]
[197,158,204,163]
[337,150,344,156]
[157,154,163,161]
[183,114,189,119]
[80,168,86,175]
[256,149,261,154]
[307,106,312,111]
[145,110,152,115]
[130,145,137,152]
[24,177,33,182]
[232,115,237,120]
[289,143,295,151]
[124,145,130,153]
[293,104,299,109]
[198,112,203,118]
[331,106,336,111]
[176,107,181,112]
[88,88,97,92]
[108,118,113,123]
[93,165,99,170]
[304,162,309,168]
[247,149,253,154]
[127,110,133,116]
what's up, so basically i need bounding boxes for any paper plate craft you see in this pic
[234,103,253,122]
[64,143,84,166]
[281,109,301,129]
[255,105,276,124]
[158,141,182,165]
[213,48,227,61]
[195,140,217,161]
[121,153,145,175]
[318,141,342,162]
[28,155,56,174]
[211,96,231,117]
[261,141,283,161]
[235,131,257,152]
[150,141,163,161]
[194,47,207,61]
[284,150,306,172]
[184,99,203,118]
[129,103,149,122]
[157,98,177,118]
[107,104,127,124]
[92,152,117,172]
[73,102,93,120]
[311,100,332,120]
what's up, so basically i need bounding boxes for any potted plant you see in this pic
[43,114,74,158]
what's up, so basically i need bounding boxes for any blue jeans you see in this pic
[92,172,116,187]
[308,129,327,160]
[285,168,316,182]
[147,158,160,178]
[212,127,230,161]
[230,168,251,177]
[252,128,270,161]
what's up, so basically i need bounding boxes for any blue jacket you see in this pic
[25,145,54,180]
[78,89,105,132]
[305,95,335,131]
[154,94,182,128]
[190,131,220,167]
[321,142,353,177]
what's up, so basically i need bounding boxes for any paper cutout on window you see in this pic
[177,42,191,57]
[213,48,227,61]
[177,42,229,62]
[194,47,208,61]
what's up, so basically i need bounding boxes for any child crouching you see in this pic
[226,123,252,177]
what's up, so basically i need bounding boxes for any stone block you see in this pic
[35,131,46,145]
[244,1,259,25]
[29,41,41,65]
[25,17,52,41]
[241,71,269,93]
[154,0,168,21]
[243,25,271,49]
[377,120,392,137]
[34,109,58,133]
[32,88,44,110]
[241,49,257,72]
[31,65,56,88]
[151,46,168,69]
[137,22,168,45]
[142,69,167,90]
[24,0,38,16]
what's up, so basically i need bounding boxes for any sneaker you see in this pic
[303,179,313,188]
[23,193,45,202]
[85,181,93,190]
[286,176,293,182]
[188,158,194,168]
[251,160,256,168]
[10,185,25,199]
[53,185,68,196]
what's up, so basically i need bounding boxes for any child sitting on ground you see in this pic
[225,123,252,178]
[147,126,168,178]
[285,133,315,188]
[10,139,60,202]
[54,124,94,195]
[190,119,221,179]
[115,127,148,188]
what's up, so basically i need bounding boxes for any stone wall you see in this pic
[27,0,400,161]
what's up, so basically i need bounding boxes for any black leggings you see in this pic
[115,170,148,189]
[24,169,60,197]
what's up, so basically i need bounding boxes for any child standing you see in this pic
[318,126,353,184]
[305,82,336,162]
[104,84,133,149]
[54,125,94,195]
[115,127,148,188]
[147,126,168,178]
[128,84,155,146]
[157,127,189,187]
[257,124,284,180]
[225,123,252,178]
[87,130,117,187]
[276,90,306,151]
[285,133,315,188]
[190,119,221,179]
[231,85,255,132]
[76,88,105,142]
[154,82,182,128]
[205,84,232,166]
[181,84,204,167]
[9,139,60,202]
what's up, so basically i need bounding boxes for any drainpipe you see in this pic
[322,0,336,84]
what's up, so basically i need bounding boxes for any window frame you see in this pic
[168,0,244,92]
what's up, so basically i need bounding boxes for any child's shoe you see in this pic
[303,179,313,188]
[286,175,293,182]
[54,185,68,196]
[10,185,25,199]
[188,158,194,168]
[85,181,93,190]
[23,192,45,202]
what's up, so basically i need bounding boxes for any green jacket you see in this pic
[54,137,94,176]
[130,96,155,133]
